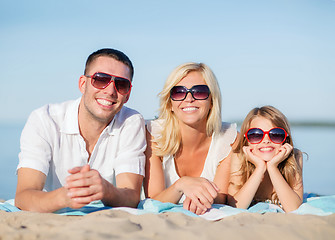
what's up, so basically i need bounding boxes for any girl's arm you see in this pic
[143,129,218,213]
[227,149,266,209]
[267,146,304,212]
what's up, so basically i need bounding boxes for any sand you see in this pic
[1,209,335,240]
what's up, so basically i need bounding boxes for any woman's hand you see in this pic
[176,176,219,213]
[183,196,208,215]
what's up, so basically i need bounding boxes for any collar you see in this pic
[60,98,81,135]
[60,97,118,136]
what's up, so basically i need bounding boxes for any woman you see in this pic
[144,62,237,215]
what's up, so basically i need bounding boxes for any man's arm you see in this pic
[15,168,70,212]
[104,172,143,207]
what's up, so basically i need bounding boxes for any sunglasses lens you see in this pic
[114,78,131,95]
[170,85,210,101]
[192,85,210,100]
[269,128,286,143]
[92,73,111,89]
[246,128,264,144]
[91,73,131,94]
[170,86,187,101]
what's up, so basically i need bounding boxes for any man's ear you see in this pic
[78,75,87,94]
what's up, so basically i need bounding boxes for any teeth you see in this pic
[97,99,113,106]
[182,107,198,112]
[260,147,273,152]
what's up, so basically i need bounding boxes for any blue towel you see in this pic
[1,194,335,220]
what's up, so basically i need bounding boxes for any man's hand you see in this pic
[65,164,107,208]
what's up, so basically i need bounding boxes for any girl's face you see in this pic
[247,116,283,161]
[170,71,212,129]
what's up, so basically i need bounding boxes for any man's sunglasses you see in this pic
[170,85,210,101]
[85,72,132,95]
[245,127,288,144]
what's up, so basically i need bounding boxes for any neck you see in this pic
[179,122,210,150]
[78,103,112,157]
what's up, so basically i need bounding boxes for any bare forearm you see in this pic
[228,167,265,208]
[102,183,141,208]
[267,166,302,212]
[148,181,184,204]
[15,187,68,213]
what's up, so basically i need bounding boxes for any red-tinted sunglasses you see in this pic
[170,85,210,101]
[245,127,288,144]
[86,72,132,95]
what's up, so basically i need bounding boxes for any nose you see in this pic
[184,91,195,102]
[262,133,271,143]
[102,81,118,96]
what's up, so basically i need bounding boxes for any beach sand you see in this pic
[1,208,335,240]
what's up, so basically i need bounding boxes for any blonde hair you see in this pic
[234,105,302,205]
[153,62,222,157]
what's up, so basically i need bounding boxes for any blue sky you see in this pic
[1,0,334,123]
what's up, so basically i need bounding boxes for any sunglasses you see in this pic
[245,128,288,144]
[86,72,132,95]
[170,85,210,101]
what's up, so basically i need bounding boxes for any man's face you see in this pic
[79,56,131,125]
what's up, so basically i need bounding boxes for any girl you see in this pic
[228,106,303,212]
[144,62,237,215]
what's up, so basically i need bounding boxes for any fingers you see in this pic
[65,166,105,206]
[183,197,208,215]
[66,168,100,189]
[243,146,265,167]
[67,164,90,174]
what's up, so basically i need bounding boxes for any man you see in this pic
[15,48,146,212]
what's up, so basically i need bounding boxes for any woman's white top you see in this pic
[146,119,237,203]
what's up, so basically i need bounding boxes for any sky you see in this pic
[1,0,334,124]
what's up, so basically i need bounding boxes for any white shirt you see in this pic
[147,119,237,203]
[17,98,146,192]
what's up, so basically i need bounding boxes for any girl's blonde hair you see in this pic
[153,62,222,157]
[234,105,302,205]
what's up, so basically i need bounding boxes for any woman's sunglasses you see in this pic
[245,127,288,144]
[86,72,132,95]
[170,85,210,101]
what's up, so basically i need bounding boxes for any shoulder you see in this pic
[146,119,163,137]
[214,122,238,144]
[114,106,145,126]
[27,99,78,127]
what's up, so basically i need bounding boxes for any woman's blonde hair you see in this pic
[153,62,222,157]
[234,105,302,205]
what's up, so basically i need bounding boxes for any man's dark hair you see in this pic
[84,48,134,80]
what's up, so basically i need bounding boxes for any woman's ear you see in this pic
[78,75,87,94]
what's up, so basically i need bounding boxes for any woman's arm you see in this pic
[143,129,183,203]
[144,129,218,213]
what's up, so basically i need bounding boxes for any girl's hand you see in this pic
[267,143,293,168]
[176,176,219,213]
[243,146,266,170]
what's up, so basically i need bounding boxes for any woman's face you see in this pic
[170,71,212,129]
[247,116,283,161]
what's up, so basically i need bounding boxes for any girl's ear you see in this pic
[79,75,87,94]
